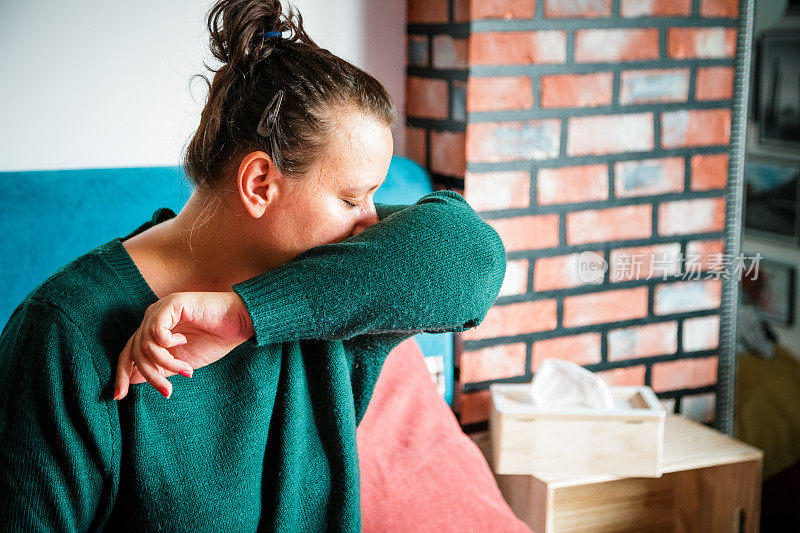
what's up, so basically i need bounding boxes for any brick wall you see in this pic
[406,0,740,430]
[406,0,470,191]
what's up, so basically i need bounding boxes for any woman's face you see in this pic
[238,111,394,266]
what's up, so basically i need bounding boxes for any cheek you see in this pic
[294,199,356,246]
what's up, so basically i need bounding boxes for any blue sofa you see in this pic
[0,155,454,405]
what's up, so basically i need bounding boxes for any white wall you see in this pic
[0,0,406,172]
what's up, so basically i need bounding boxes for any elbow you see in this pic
[451,233,505,333]
[446,191,508,318]
[414,189,508,330]
[472,220,507,318]
[449,203,507,328]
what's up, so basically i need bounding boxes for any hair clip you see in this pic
[257,89,285,137]
[259,30,283,40]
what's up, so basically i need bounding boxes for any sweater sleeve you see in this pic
[231,189,507,347]
[0,298,118,532]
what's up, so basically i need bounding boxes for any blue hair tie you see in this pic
[259,30,283,39]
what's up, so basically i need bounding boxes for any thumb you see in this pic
[150,294,195,347]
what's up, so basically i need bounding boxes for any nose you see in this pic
[351,201,379,237]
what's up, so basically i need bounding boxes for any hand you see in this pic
[113,291,254,400]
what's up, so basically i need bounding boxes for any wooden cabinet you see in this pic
[472,415,763,532]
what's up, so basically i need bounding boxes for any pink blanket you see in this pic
[356,338,533,532]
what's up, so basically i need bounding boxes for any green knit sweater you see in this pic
[0,190,506,532]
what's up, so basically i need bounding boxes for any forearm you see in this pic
[232,190,507,347]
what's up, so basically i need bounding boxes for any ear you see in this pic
[237,151,280,218]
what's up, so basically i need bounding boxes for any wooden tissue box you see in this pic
[489,383,666,478]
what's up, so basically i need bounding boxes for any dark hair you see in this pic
[182,0,397,190]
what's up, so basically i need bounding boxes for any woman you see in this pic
[0,0,506,531]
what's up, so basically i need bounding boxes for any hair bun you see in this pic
[206,0,317,70]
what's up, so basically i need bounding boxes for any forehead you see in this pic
[316,112,393,188]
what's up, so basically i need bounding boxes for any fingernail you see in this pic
[178,368,193,378]
[113,386,120,400]
[159,386,171,399]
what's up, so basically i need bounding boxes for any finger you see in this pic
[134,341,174,399]
[130,363,145,385]
[114,331,136,400]
[152,323,188,348]
[141,338,193,377]
[130,326,173,399]
[150,297,188,349]
[170,332,189,347]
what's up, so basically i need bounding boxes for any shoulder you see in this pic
[7,242,117,332]
[1,296,90,371]
[1,243,119,375]
[0,291,116,423]
[0,282,119,491]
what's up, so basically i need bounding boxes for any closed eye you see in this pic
[341,199,358,208]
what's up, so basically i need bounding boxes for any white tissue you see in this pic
[530,358,615,410]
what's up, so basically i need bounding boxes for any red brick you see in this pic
[574,28,659,63]
[465,170,531,211]
[700,0,738,17]
[467,120,561,163]
[597,365,646,386]
[654,280,722,315]
[563,287,649,327]
[460,343,527,383]
[461,299,558,340]
[661,109,731,148]
[685,239,725,271]
[532,333,602,370]
[651,356,718,392]
[683,315,720,352]
[405,126,427,167]
[534,251,605,291]
[430,130,466,177]
[432,35,468,69]
[408,0,449,24]
[566,204,652,245]
[619,69,690,105]
[691,153,729,190]
[609,243,682,282]
[615,157,684,198]
[608,322,678,361]
[537,164,609,205]
[544,0,612,18]
[680,392,716,423]
[498,259,529,297]
[458,389,491,425]
[467,76,534,112]
[658,197,726,236]
[540,72,613,108]
[667,28,737,59]
[406,77,448,120]
[454,0,470,22]
[621,0,691,17]
[567,113,654,156]
[488,214,560,252]
[472,0,536,20]
[470,31,567,65]
[696,66,735,101]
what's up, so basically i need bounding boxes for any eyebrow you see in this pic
[341,182,382,196]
